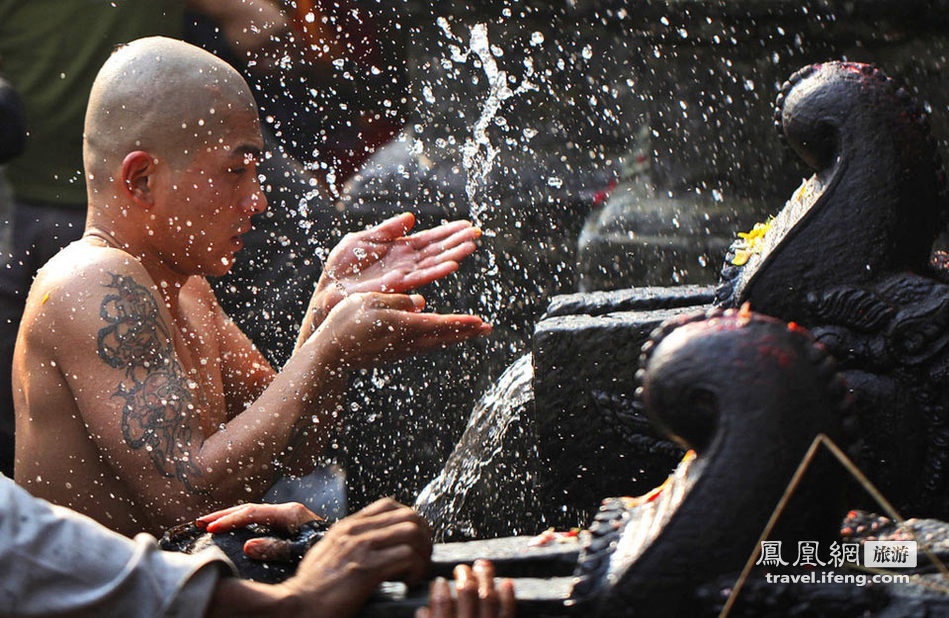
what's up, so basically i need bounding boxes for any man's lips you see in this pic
[230,235,244,250]
[231,225,251,250]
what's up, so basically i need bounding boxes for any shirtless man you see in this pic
[12,36,490,537]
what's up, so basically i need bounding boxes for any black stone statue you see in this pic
[718,61,949,519]
[566,307,849,615]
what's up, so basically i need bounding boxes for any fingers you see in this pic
[371,540,432,584]
[419,577,453,618]
[424,561,512,618]
[340,513,432,552]
[354,261,462,296]
[363,212,416,241]
[498,579,516,618]
[328,294,491,368]
[399,313,492,341]
[412,227,479,271]
[343,293,488,335]
[355,496,419,517]
[474,560,501,618]
[378,317,492,359]
[288,501,432,610]
[418,241,478,268]
[243,537,294,562]
[414,242,476,274]
[387,315,492,357]
[353,292,425,312]
[340,507,433,563]
[342,498,433,549]
[366,224,478,280]
[327,218,480,301]
[194,504,249,529]
[454,564,479,617]
[416,605,432,618]
[196,502,320,534]
[397,262,460,291]
[407,220,477,248]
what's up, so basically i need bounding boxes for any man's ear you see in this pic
[120,151,157,209]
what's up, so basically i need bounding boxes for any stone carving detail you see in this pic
[718,61,949,518]
[568,308,849,615]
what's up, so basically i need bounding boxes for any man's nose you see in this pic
[242,185,267,215]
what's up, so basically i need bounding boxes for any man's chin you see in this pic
[196,256,236,277]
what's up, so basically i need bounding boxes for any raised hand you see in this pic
[322,212,479,296]
[300,213,481,342]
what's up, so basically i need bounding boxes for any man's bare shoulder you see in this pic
[35,238,148,286]
[24,240,156,343]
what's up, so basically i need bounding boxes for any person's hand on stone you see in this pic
[195,502,322,561]
[276,498,434,617]
[417,560,516,618]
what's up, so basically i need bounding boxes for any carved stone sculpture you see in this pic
[717,61,949,518]
[567,307,848,615]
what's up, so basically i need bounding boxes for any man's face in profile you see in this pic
[149,108,267,277]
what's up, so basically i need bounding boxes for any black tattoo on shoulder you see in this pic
[97,272,207,494]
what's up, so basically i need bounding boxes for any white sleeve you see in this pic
[0,474,236,617]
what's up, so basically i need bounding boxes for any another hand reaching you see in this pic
[417,560,516,618]
[198,500,515,618]
[195,501,322,561]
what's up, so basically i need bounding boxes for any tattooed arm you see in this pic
[41,254,487,530]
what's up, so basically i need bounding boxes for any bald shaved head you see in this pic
[83,36,258,195]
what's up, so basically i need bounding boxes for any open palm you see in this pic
[317,212,480,306]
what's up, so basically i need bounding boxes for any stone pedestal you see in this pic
[531,285,711,527]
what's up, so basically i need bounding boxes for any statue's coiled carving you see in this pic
[718,61,949,518]
[569,307,849,615]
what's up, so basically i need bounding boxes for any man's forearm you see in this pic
[192,335,349,501]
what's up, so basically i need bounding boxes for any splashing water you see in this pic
[415,354,540,541]
[462,24,507,228]
[438,20,536,229]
